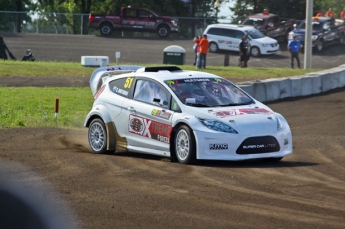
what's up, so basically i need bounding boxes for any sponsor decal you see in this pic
[209,144,228,150]
[208,108,272,118]
[172,103,179,111]
[243,143,276,149]
[128,114,172,144]
[183,78,210,83]
[112,86,128,96]
[151,108,172,120]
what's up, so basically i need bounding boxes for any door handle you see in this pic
[127,107,136,112]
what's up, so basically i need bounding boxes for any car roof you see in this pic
[247,13,277,19]
[205,23,255,31]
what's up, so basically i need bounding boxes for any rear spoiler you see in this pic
[89,65,144,96]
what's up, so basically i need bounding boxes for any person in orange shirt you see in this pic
[316,10,324,17]
[326,8,334,17]
[340,8,345,19]
[196,34,209,69]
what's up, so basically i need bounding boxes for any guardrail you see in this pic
[238,64,345,102]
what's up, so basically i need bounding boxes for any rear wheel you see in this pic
[157,25,170,38]
[250,46,260,57]
[100,22,113,36]
[174,125,196,164]
[88,118,108,154]
[209,42,219,53]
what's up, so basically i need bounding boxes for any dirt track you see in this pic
[1,32,345,229]
[1,75,345,228]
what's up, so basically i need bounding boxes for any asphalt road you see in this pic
[2,33,345,69]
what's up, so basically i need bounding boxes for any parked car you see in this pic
[240,10,295,42]
[84,65,293,164]
[88,6,179,37]
[288,16,345,52]
[204,24,280,57]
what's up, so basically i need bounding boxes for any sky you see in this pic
[218,1,235,18]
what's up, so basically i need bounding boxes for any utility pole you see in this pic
[304,0,313,69]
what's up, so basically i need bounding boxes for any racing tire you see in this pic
[250,46,261,57]
[208,42,219,53]
[100,22,113,36]
[315,40,324,52]
[157,25,170,38]
[174,125,196,164]
[88,118,109,154]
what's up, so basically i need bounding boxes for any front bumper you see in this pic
[194,128,293,161]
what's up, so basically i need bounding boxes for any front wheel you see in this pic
[174,125,196,164]
[315,40,324,52]
[208,42,219,53]
[88,118,108,154]
[250,46,260,57]
[157,25,170,38]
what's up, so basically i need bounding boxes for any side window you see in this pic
[133,79,169,108]
[109,77,134,98]
[126,9,137,17]
[222,29,235,37]
[208,28,221,35]
[139,9,150,18]
[235,31,244,39]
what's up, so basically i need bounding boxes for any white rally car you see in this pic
[84,65,293,164]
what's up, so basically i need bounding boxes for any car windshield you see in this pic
[297,21,322,30]
[245,29,266,39]
[243,18,265,26]
[165,78,254,107]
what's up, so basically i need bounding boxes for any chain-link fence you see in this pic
[0,11,233,39]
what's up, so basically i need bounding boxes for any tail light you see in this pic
[94,85,105,100]
[89,14,95,23]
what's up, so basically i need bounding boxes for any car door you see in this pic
[121,8,139,29]
[121,78,174,153]
[221,28,235,51]
[137,9,156,30]
[322,21,336,44]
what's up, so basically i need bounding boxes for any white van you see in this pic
[204,24,280,56]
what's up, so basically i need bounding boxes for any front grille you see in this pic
[236,136,280,154]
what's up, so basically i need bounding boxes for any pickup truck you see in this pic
[288,17,345,52]
[241,10,295,42]
[88,6,179,38]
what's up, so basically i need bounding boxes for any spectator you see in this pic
[239,34,250,68]
[287,35,301,69]
[196,34,209,69]
[325,8,334,18]
[193,35,201,66]
[316,10,324,17]
[340,8,345,19]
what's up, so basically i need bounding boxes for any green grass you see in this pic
[0,61,322,129]
[0,87,93,129]
[0,61,321,80]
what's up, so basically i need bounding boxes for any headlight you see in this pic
[197,117,238,134]
[171,20,178,26]
[277,116,284,131]
[261,43,268,47]
[312,35,318,41]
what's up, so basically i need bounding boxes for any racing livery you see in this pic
[85,65,293,164]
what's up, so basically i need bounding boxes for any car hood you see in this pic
[253,36,277,43]
[185,106,279,134]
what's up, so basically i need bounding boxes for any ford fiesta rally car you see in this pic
[84,65,293,164]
